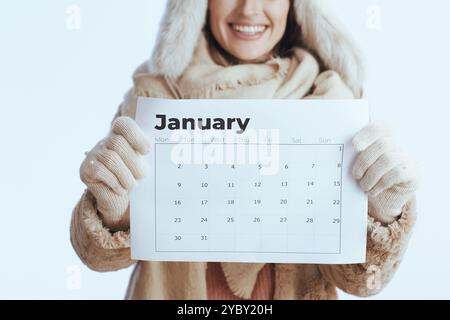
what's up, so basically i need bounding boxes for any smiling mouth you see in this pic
[229,23,268,36]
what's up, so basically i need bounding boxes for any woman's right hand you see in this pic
[80,117,150,229]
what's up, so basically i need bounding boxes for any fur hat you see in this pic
[148,0,366,97]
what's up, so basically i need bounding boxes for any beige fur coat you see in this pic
[70,0,417,299]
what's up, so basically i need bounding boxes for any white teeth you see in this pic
[232,24,266,34]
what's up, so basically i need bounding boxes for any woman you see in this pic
[71,0,418,299]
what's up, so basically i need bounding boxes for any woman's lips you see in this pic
[229,23,268,41]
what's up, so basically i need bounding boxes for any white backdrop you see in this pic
[0,0,448,299]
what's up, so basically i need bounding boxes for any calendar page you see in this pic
[130,98,370,264]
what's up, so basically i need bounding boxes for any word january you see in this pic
[154,114,250,134]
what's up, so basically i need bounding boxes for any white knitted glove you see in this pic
[80,117,150,230]
[352,121,419,224]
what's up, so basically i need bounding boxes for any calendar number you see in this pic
[306,218,314,223]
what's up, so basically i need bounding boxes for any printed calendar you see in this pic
[130,98,370,264]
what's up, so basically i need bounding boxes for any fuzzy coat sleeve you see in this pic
[70,91,137,272]
[319,196,417,297]
[70,189,134,272]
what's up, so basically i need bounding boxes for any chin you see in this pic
[231,49,269,63]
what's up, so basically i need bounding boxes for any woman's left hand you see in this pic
[351,121,419,224]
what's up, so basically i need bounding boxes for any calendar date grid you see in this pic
[154,142,344,255]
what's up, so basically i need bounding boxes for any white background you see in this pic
[0,0,448,299]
